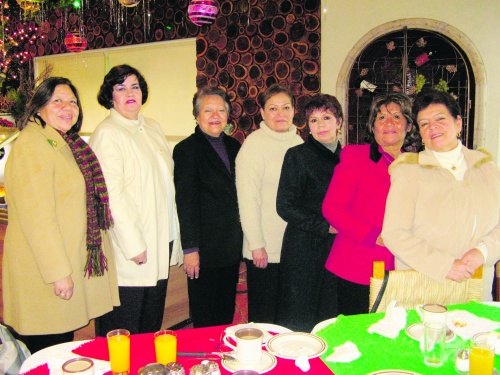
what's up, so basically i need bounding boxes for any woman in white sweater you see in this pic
[236,84,303,323]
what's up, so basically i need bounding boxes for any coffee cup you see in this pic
[416,304,448,325]
[223,328,263,363]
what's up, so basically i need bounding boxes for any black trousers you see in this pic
[95,279,168,336]
[15,331,74,354]
[244,259,280,324]
[188,263,240,328]
[337,276,370,316]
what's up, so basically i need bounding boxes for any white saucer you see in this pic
[225,323,292,345]
[266,332,327,359]
[405,323,456,343]
[221,351,277,374]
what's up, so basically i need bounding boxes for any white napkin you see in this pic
[43,347,110,375]
[295,355,310,372]
[367,300,407,339]
[224,322,273,343]
[447,310,500,340]
[325,341,361,363]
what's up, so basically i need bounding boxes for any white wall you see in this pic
[34,39,197,147]
[321,0,500,162]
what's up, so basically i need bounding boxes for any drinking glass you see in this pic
[107,329,131,375]
[469,341,494,375]
[423,321,446,367]
[154,330,177,365]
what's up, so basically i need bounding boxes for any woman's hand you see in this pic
[446,259,472,282]
[328,225,338,234]
[460,248,485,273]
[131,250,147,266]
[53,276,74,300]
[183,252,200,279]
[252,248,268,269]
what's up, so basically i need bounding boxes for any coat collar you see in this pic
[108,108,152,133]
[369,141,383,163]
[307,134,341,161]
[419,146,493,170]
[29,122,68,151]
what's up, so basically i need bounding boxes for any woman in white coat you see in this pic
[89,65,181,335]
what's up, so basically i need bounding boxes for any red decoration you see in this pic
[188,0,218,26]
[64,31,88,53]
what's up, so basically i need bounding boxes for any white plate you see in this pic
[225,323,292,345]
[265,332,327,359]
[311,318,337,334]
[221,351,277,374]
[405,323,456,343]
[366,371,424,375]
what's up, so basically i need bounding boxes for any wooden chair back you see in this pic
[369,261,483,313]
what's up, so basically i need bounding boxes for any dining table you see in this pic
[19,301,500,375]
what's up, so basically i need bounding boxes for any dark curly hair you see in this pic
[18,77,83,135]
[304,94,344,123]
[97,64,148,109]
[412,89,461,125]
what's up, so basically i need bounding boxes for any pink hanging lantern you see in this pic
[188,0,218,27]
[64,31,88,53]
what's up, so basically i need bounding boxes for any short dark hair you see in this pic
[412,89,461,123]
[304,94,343,123]
[366,92,418,146]
[18,77,83,135]
[192,86,231,119]
[258,83,295,108]
[97,64,148,109]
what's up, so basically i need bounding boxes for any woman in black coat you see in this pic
[275,94,343,332]
[173,87,242,328]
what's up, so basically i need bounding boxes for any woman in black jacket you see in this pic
[173,87,242,328]
[275,94,343,332]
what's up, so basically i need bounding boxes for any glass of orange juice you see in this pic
[154,330,177,365]
[107,329,131,375]
[469,341,494,375]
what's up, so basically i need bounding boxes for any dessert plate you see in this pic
[221,351,277,374]
[265,332,327,359]
[405,323,456,343]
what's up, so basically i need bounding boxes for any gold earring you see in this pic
[457,132,461,138]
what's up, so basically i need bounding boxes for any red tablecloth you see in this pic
[23,325,333,374]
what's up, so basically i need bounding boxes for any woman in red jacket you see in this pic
[322,92,419,315]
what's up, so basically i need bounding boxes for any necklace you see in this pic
[448,153,464,170]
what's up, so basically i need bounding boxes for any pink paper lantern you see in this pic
[188,0,218,27]
[64,31,88,53]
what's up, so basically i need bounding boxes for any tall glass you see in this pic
[107,329,131,375]
[423,321,446,367]
[469,341,494,375]
[154,330,177,365]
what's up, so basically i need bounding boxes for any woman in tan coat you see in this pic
[3,77,119,353]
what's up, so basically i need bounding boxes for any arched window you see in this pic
[346,27,474,150]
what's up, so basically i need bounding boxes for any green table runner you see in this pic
[316,302,500,374]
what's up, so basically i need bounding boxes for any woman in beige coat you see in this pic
[3,77,119,353]
[382,90,500,300]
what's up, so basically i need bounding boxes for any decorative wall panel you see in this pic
[12,0,320,140]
